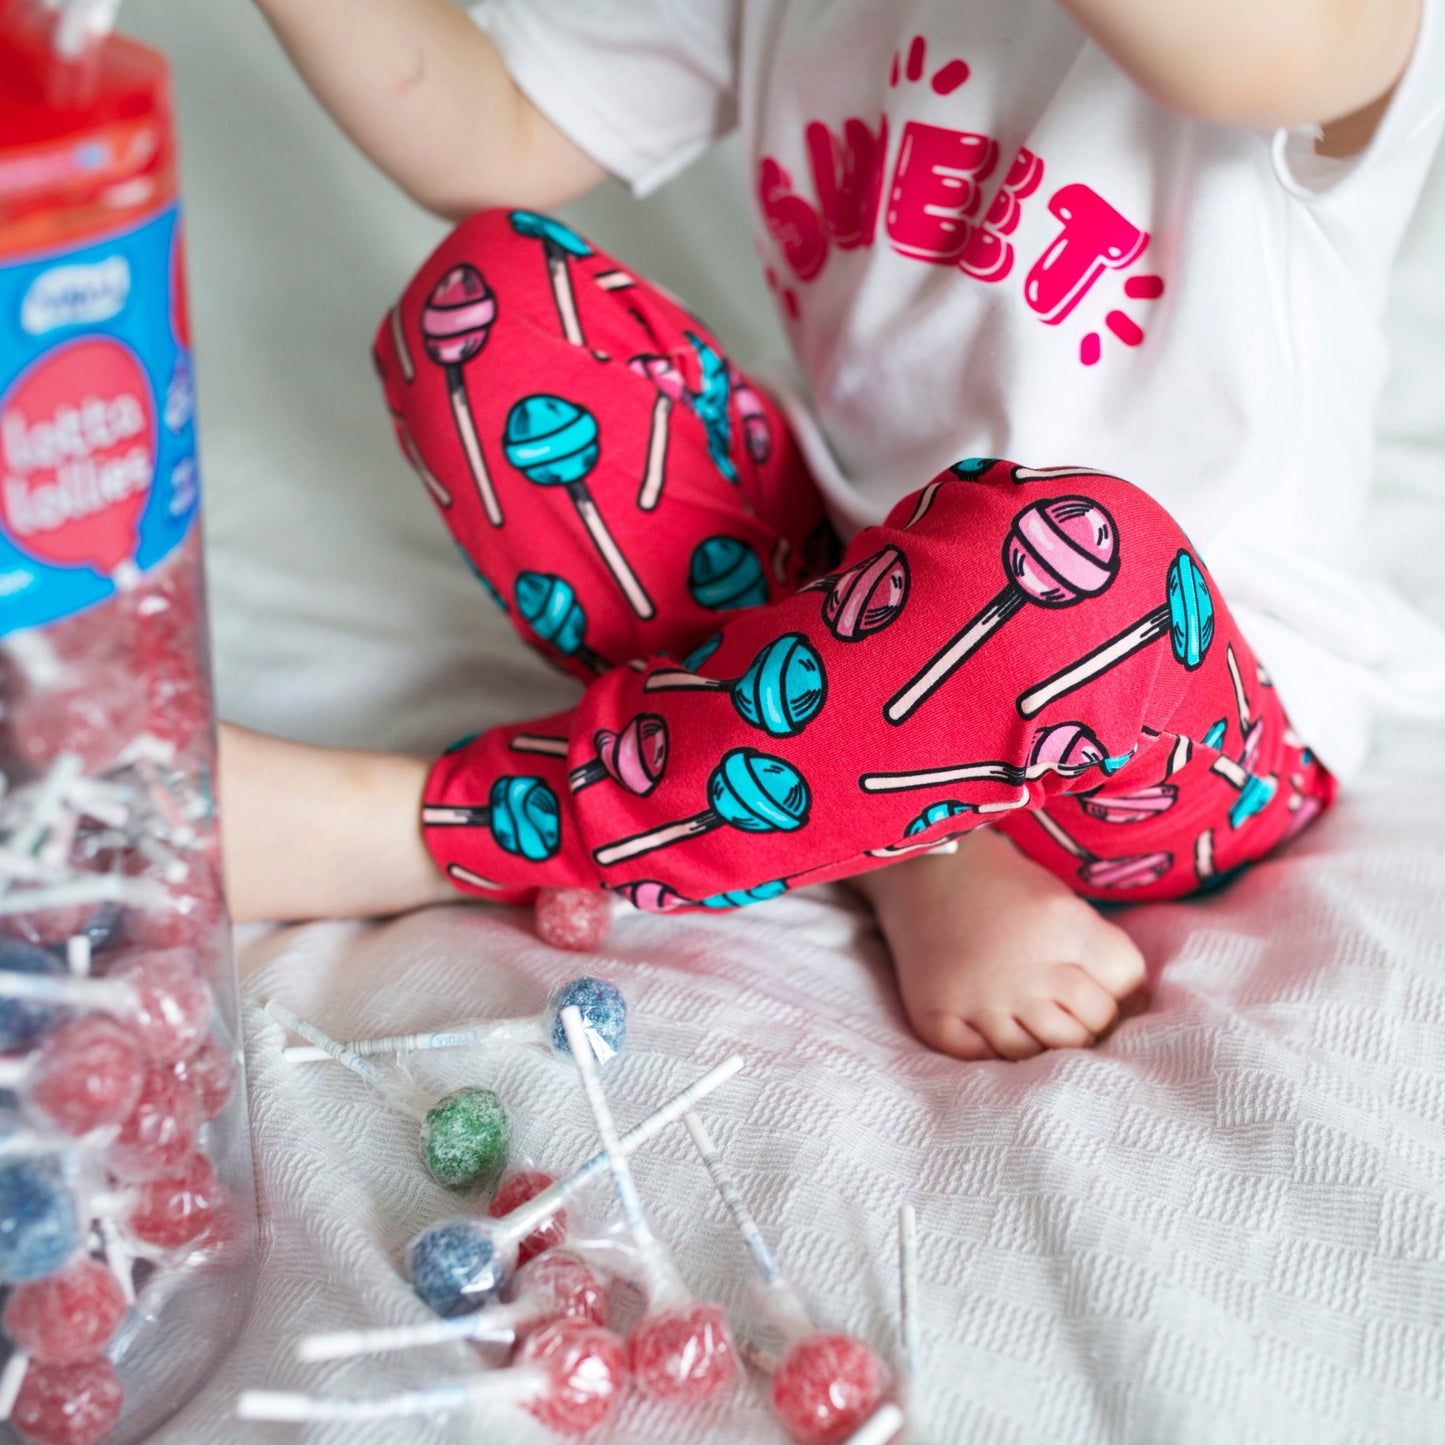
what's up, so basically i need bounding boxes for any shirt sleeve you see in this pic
[1271,0,1445,199]
[471,0,741,196]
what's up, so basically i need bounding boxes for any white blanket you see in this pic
[120,2,1445,1440]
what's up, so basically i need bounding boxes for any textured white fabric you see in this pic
[112,2,1445,1440]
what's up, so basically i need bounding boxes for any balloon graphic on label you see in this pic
[0,338,156,575]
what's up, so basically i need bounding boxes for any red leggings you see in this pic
[372,210,1335,911]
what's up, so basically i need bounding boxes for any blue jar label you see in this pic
[0,203,196,636]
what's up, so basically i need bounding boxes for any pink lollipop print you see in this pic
[859,721,1108,794]
[1031,810,1172,890]
[885,497,1119,724]
[732,372,772,462]
[800,546,910,642]
[1079,783,1178,824]
[421,265,503,527]
[569,715,669,796]
[629,355,686,511]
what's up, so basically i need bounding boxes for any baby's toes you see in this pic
[1016,997,1097,1051]
[1080,921,1148,1001]
[914,1010,999,1062]
[971,1009,1046,1062]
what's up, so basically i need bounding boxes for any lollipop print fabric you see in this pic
[376,210,1334,911]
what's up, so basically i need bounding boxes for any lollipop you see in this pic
[897,1203,918,1426]
[858,721,1107,796]
[419,264,503,526]
[799,547,910,642]
[681,332,737,482]
[264,1000,511,1190]
[592,747,810,869]
[505,394,655,619]
[105,1064,201,1182]
[0,1016,145,1136]
[683,1112,887,1443]
[513,572,612,674]
[422,774,561,863]
[690,536,768,610]
[9,1357,123,1445]
[1016,549,1213,718]
[297,1248,609,1361]
[488,1169,568,1266]
[508,211,593,348]
[283,974,626,1066]
[629,354,686,511]
[405,1052,743,1316]
[534,889,613,953]
[0,1159,78,1284]
[885,496,1120,725]
[904,801,974,836]
[238,1367,549,1426]
[1209,755,1278,830]
[569,714,669,796]
[1079,783,1178,824]
[1031,812,1172,891]
[559,1006,736,1403]
[733,372,772,462]
[645,633,827,738]
[0,938,67,1052]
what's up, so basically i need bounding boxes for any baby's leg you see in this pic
[371,208,832,678]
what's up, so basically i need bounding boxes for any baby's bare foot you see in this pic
[853,827,1148,1061]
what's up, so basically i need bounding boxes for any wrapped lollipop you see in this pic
[264,1000,512,1191]
[282,975,626,1067]
[419,264,503,526]
[405,1053,742,1317]
[1016,549,1214,718]
[644,633,827,739]
[559,1006,736,1403]
[799,546,910,643]
[508,211,594,349]
[533,888,613,953]
[683,1111,889,1444]
[504,395,655,620]
[7,1356,123,1445]
[1030,811,1173,891]
[297,1247,609,1362]
[0,1015,145,1138]
[0,1157,80,1285]
[885,497,1120,724]
[592,746,811,869]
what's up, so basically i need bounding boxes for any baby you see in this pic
[222,0,1443,1063]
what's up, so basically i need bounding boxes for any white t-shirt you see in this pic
[473,0,1445,781]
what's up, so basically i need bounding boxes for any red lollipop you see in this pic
[506,1250,610,1329]
[172,1031,236,1120]
[10,1357,123,1445]
[772,1332,890,1445]
[106,1064,201,1182]
[27,1016,146,1135]
[534,888,612,953]
[628,1299,736,1403]
[127,1152,222,1251]
[519,1318,629,1435]
[488,1170,568,1267]
[106,948,213,1062]
[3,1260,127,1365]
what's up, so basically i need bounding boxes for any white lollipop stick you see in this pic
[637,392,672,511]
[0,970,138,1013]
[1226,643,1250,728]
[0,1351,29,1420]
[283,1011,548,1065]
[570,489,656,620]
[898,1204,918,1415]
[683,1111,811,1340]
[509,733,569,758]
[1030,809,1089,861]
[1016,603,1170,718]
[389,304,415,383]
[858,760,1021,795]
[559,1005,676,1302]
[1195,828,1216,883]
[846,1402,908,1445]
[263,999,436,1122]
[884,590,1022,725]
[66,934,92,977]
[0,874,167,917]
[0,753,82,893]
[398,424,451,509]
[237,1368,546,1423]
[298,1291,546,1362]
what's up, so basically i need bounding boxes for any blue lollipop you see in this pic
[700,879,789,908]
[0,939,66,1053]
[905,800,974,835]
[546,976,628,1061]
[1016,550,1215,718]
[689,536,768,611]
[0,1159,78,1284]
[508,211,594,347]
[505,395,655,620]
[408,1217,508,1317]
[514,571,610,674]
[592,747,811,868]
[682,331,737,483]
[682,634,722,670]
[644,632,827,738]
[422,775,561,862]
[1208,754,1279,830]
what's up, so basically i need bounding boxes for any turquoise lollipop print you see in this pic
[508,211,593,348]
[592,747,810,868]
[420,264,503,526]
[422,775,561,863]
[513,571,612,675]
[644,633,827,738]
[1208,754,1277,829]
[505,395,656,620]
[690,537,768,611]
[682,331,737,483]
[1016,549,1213,718]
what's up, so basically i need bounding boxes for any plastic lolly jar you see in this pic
[0,4,256,1442]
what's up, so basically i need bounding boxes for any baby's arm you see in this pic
[251,0,607,216]
[1060,0,1421,134]
[217,723,454,923]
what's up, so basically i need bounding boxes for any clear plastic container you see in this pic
[0,4,256,1441]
